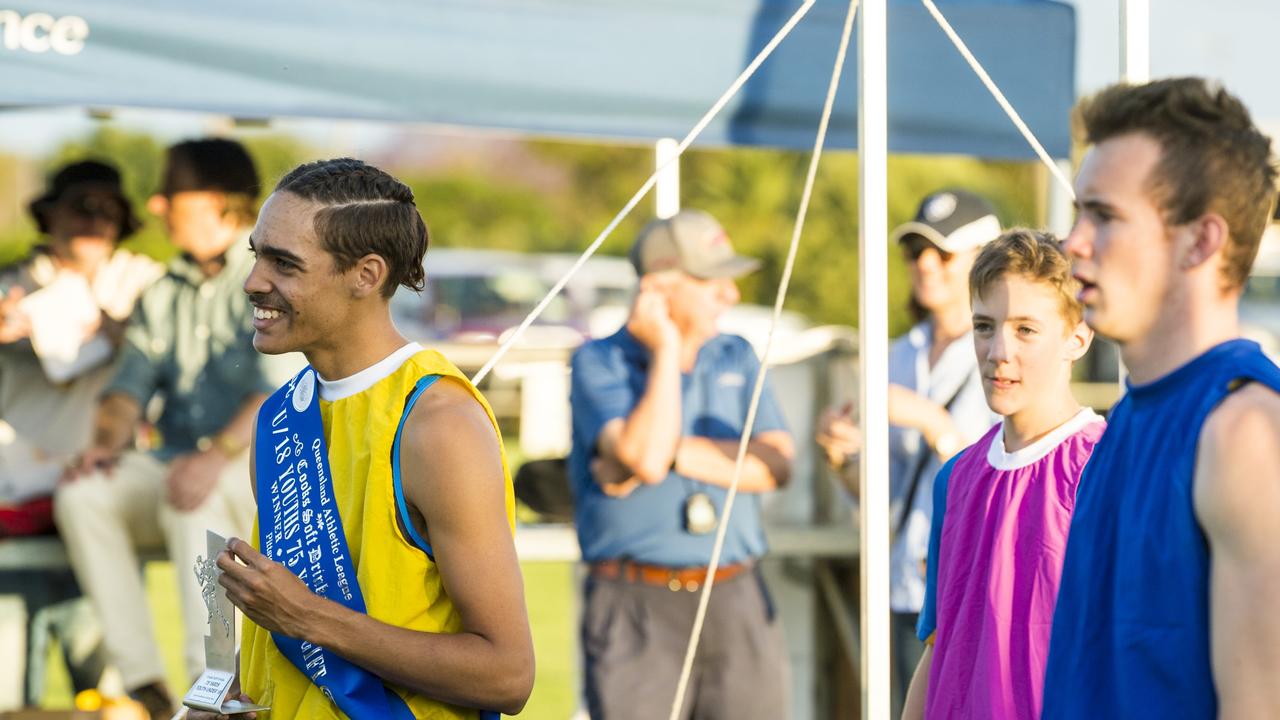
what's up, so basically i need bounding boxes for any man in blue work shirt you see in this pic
[569,209,795,720]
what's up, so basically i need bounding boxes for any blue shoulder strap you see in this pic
[392,374,441,559]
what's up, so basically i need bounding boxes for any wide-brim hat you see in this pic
[28,160,141,239]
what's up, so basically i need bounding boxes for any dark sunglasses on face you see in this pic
[64,194,126,225]
[903,236,953,264]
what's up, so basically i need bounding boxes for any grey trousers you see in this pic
[582,568,789,720]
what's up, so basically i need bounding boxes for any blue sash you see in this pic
[255,367,415,720]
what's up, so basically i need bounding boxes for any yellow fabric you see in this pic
[241,349,515,719]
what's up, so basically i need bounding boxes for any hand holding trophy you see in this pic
[183,531,270,717]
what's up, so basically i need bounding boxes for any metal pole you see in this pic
[1047,158,1074,237]
[1120,0,1151,84]
[1117,0,1149,386]
[858,0,890,716]
[655,137,680,219]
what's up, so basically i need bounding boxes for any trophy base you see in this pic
[214,698,272,714]
[183,668,270,715]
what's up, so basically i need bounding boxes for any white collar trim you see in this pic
[986,407,1103,470]
[317,343,422,401]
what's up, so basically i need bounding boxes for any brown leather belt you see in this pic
[591,558,753,593]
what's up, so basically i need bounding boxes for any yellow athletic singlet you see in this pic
[241,346,515,719]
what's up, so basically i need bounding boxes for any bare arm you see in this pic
[598,344,682,483]
[888,384,962,460]
[816,405,861,496]
[221,380,534,715]
[92,391,143,452]
[1194,383,1280,719]
[601,326,683,489]
[64,391,142,478]
[901,642,933,720]
[589,283,686,484]
[672,431,794,492]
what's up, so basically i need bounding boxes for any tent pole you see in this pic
[1047,158,1074,237]
[655,137,680,219]
[1120,0,1151,84]
[858,0,890,717]
[1117,0,1148,386]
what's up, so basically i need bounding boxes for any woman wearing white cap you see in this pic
[816,189,1002,716]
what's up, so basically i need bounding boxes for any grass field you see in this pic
[41,560,580,719]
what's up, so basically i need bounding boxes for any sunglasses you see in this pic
[902,236,953,264]
[63,193,127,225]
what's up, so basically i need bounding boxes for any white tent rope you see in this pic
[919,0,1076,199]
[667,0,860,717]
[470,0,818,386]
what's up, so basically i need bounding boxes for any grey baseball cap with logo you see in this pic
[629,209,761,279]
[890,189,1001,253]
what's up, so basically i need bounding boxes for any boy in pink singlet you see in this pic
[901,229,1104,720]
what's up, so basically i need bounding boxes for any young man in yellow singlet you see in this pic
[190,158,534,719]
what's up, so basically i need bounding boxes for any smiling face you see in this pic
[1062,133,1179,344]
[902,236,980,317]
[972,274,1092,418]
[243,191,355,356]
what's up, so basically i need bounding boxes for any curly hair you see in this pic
[1075,78,1278,290]
[970,228,1083,327]
[274,158,428,298]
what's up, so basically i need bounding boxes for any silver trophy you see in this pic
[182,531,270,715]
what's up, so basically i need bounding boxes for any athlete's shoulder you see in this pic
[1194,383,1280,527]
[1202,382,1280,457]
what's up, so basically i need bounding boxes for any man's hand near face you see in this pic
[626,283,680,352]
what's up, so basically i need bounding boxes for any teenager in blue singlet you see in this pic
[1042,78,1280,718]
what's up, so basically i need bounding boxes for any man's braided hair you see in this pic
[275,158,428,298]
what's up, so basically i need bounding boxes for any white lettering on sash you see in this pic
[312,439,331,507]
[300,641,328,680]
[322,508,353,602]
[280,473,300,541]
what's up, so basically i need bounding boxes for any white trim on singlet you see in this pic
[987,407,1104,471]
[316,342,423,401]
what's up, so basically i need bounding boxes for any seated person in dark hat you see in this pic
[0,159,162,704]
[55,139,298,720]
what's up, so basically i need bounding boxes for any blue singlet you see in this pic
[1042,339,1280,719]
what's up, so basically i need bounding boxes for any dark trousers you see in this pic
[891,611,924,720]
[582,568,789,720]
